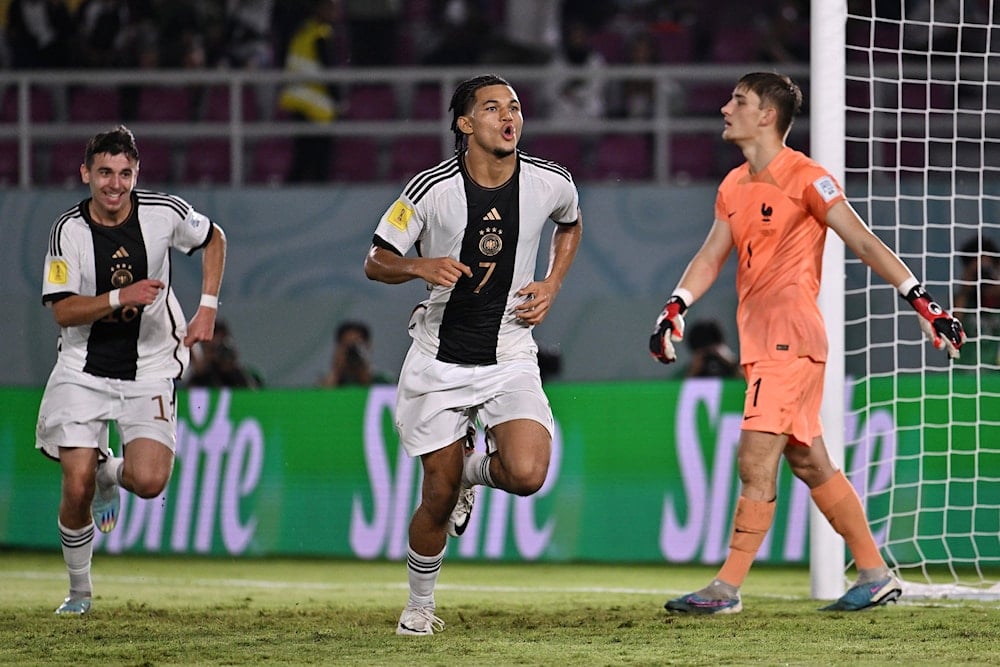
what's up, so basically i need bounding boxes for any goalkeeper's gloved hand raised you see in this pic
[649,295,687,364]
[904,284,966,359]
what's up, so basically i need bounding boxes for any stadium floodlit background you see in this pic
[0,0,997,601]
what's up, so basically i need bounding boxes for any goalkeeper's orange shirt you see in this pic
[714,146,846,364]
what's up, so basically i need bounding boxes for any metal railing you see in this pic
[0,64,811,187]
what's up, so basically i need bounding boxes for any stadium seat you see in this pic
[592,134,652,181]
[45,140,87,187]
[709,24,762,63]
[0,140,20,186]
[512,83,540,118]
[136,85,194,123]
[330,137,382,181]
[652,25,696,63]
[68,85,122,122]
[0,85,54,123]
[523,135,588,178]
[387,136,441,182]
[410,83,443,120]
[342,84,397,120]
[248,137,293,185]
[135,138,175,186]
[200,84,260,122]
[181,138,231,185]
[669,134,723,182]
[683,82,733,115]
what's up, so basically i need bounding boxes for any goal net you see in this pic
[835,0,1000,600]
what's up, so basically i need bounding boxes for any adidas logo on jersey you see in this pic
[112,246,130,259]
[482,207,501,221]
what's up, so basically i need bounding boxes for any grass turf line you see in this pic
[2,551,998,666]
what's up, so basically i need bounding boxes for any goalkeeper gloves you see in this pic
[649,295,687,364]
[904,284,966,359]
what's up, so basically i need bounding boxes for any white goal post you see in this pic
[812,0,1000,600]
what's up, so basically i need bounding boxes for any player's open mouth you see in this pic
[502,124,516,140]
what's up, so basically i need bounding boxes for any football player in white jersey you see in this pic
[365,74,583,635]
[36,125,227,615]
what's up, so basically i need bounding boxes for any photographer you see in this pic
[954,236,1000,367]
[684,319,741,379]
[186,319,262,389]
[319,320,392,387]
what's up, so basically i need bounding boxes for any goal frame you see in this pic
[811,0,848,601]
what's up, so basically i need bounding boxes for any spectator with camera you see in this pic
[684,319,740,378]
[319,320,392,387]
[186,319,262,389]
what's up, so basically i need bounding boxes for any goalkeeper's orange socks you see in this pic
[811,470,885,570]
[715,496,776,587]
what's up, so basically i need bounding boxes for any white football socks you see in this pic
[58,519,94,598]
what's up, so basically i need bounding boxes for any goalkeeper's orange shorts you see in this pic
[740,357,824,446]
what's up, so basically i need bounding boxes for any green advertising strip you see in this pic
[1,376,997,564]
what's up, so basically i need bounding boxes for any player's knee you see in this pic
[506,459,549,496]
[128,468,171,498]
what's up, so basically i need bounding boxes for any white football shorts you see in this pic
[35,362,178,460]
[394,345,554,457]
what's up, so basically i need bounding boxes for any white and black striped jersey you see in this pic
[372,151,580,365]
[41,189,214,380]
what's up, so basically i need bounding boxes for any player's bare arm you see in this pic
[185,223,227,347]
[515,211,583,325]
[826,199,965,356]
[50,278,165,328]
[674,218,735,302]
[650,218,734,364]
[824,200,914,287]
[365,245,473,287]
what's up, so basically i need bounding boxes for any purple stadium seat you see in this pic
[135,138,174,185]
[593,134,652,181]
[46,140,86,187]
[1,86,54,123]
[200,84,260,122]
[524,135,587,178]
[709,24,762,63]
[136,85,194,122]
[652,26,696,63]
[331,137,381,181]
[249,138,293,185]
[684,82,733,115]
[182,138,231,185]
[387,136,441,182]
[410,83,443,120]
[342,84,397,120]
[69,85,121,122]
[669,134,722,181]
[0,140,20,185]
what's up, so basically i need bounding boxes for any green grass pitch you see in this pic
[2,551,998,666]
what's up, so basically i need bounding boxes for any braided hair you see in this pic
[448,74,512,154]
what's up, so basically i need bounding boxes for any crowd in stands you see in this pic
[0,0,809,74]
[0,0,810,186]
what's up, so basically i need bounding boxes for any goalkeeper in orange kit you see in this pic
[648,72,965,614]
